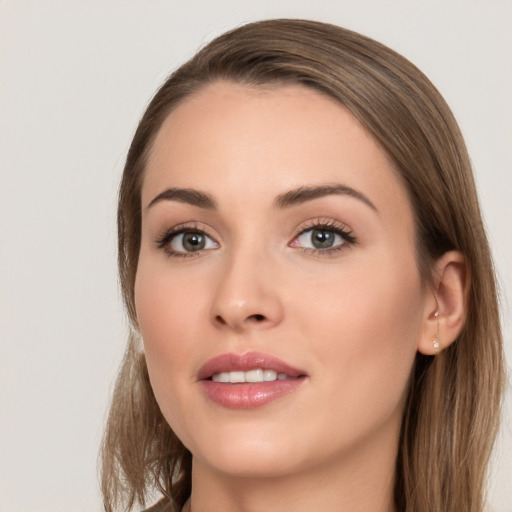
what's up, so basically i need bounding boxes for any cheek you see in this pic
[134,259,206,400]
[294,252,423,425]
[135,251,211,346]
[136,267,189,347]
[296,250,423,345]
[134,261,213,450]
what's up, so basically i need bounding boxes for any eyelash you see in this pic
[154,219,357,259]
[155,223,218,259]
[292,219,357,256]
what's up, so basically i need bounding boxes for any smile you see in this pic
[199,352,307,409]
[211,369,292,383]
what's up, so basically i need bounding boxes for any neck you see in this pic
[187,424,399,512]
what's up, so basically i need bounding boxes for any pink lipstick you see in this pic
[198,352,307,409]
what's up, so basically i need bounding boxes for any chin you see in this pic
[186,422,308,478]
[202,449,301,479]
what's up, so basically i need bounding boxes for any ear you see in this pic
[417,251,468,355]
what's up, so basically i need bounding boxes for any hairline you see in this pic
[137,77,436,284]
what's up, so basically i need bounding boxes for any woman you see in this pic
[101,19,504,512]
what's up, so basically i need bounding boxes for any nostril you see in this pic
[215,315,227,325]
[213,312,269,328]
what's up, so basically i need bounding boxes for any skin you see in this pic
[135,81,460,512]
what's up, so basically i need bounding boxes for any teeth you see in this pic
[212,368,291,383]
[229,371,245,383]
[212,372,230,383]
[263,370,277,381]
[246,369,263,382]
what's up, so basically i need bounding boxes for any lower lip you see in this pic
[201,378,305,409]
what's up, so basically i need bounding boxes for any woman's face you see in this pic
[135,82,431,479]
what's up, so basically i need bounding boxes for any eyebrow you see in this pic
[146,183,377,213]
[274,184,378,212]
[147,187,217,210]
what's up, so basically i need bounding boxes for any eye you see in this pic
[291,221,356,254]
[170,231,217,253]
[296,228,345,249]
[156,227,219,257]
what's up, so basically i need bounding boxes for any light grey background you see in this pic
[0,1,510,511]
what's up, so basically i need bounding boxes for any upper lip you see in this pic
[197,351,306,380]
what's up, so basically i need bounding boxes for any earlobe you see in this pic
[417,251,468,356]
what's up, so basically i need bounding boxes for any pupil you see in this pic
[183,232,205,251]
[312,229,334,249]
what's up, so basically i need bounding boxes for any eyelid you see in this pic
[154,222,219,256]
[289,217,357,253]
[153,218,356,258]
[291,217,354,240]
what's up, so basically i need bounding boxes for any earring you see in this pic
[432,309,440,354]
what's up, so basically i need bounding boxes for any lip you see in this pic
[198,352,307,409]
[198,351,305,380]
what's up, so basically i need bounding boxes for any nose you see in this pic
[210,248,284,332]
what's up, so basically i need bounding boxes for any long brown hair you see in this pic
[100,19,504,512]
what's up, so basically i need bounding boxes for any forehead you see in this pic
[142,80,411,223]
